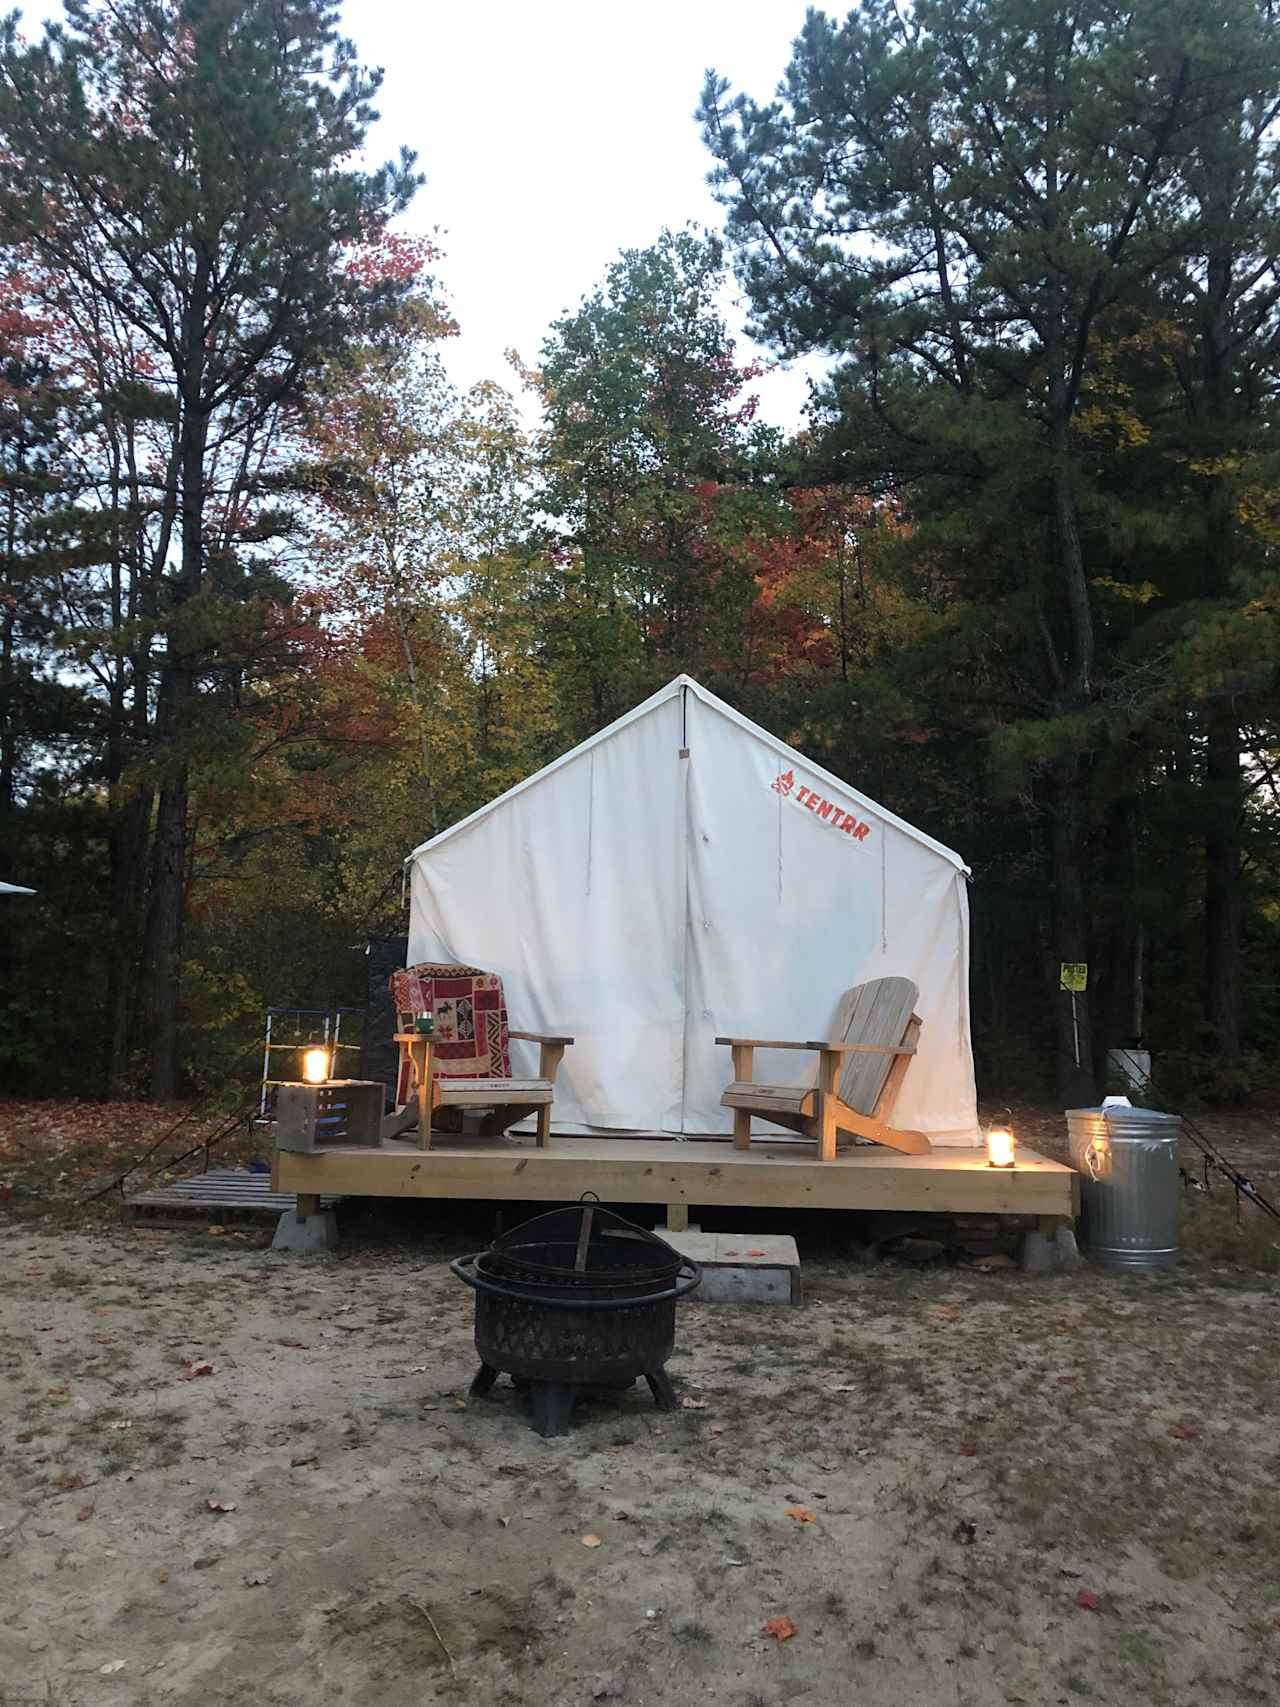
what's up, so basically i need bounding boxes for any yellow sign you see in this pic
[1059,963,1088,993]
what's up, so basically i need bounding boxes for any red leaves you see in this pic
[1075,1589,1102,1613]
[784,1506,818,1523]
[761,1614,798,1642]
[1168,1424,1201,1440]
[958,1441,980,1457]
[179,1360,214,1381]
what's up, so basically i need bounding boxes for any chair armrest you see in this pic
[715,1035,914,1056]
[714,1036,820,1051]
[509,1030,574,1047]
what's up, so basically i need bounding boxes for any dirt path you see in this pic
[3,1218,1279,1707]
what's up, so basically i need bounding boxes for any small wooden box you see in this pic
[274,1080,384,1153]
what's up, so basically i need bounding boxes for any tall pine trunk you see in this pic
[1203,703,1242,1055]
[143,261,210,1098]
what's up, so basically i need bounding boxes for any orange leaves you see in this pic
[760,1615,798,1642]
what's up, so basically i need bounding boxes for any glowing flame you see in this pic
[301,1047,331,1084]
[986,1126,1016,1169]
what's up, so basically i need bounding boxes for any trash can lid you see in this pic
[1066,1102,1181,1126]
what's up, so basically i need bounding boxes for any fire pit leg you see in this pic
[529,1382,577,1438]
[644,1369,679,1411]
[470,1363,500,1397]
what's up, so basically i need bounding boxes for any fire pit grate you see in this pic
[451,1199,701,1436]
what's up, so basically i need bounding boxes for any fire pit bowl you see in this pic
[450,1201,701,1437]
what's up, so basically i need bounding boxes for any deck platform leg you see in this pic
[665,1202,689,1233]
[535,1105,551,1149]
[271,1204,338,1253]
[296,1193,321,1220]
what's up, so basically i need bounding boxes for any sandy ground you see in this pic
[3,1187,1279,1707]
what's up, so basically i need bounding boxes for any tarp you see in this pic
[407,676,979,1145]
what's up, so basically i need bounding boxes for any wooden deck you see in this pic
[273,1135,1078,1222]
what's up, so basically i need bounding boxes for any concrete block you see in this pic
[272,1208,338,1253]
[663,1231,801,1304]
[1020,1224,1081,1275]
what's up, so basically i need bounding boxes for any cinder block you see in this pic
[662,1232,801,1304]
[272,1208,339,1253]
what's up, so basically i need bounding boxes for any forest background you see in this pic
[1,0,1278,1111]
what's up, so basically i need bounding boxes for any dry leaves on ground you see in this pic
[784,1506,818,1523]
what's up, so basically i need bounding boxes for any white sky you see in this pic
[346,0,829,429]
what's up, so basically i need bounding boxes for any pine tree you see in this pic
[700,0,1278,1100]
[0,0,420,1094]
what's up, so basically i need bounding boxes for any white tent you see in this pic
[406,675,979,1146]
[0,881,35,895]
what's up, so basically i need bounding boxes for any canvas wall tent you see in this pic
[406,676,980,1146]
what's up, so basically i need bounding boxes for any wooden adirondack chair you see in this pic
[385,962,572,1149]
[717,976,929,1161]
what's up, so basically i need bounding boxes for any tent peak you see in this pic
[407,676,967,873]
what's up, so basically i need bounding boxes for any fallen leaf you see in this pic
[785,1506,818,1523]
[958,1442,980,1457]
[828,1384,857,1393]
[15,1431,32,1443]
[274,1338,309,1350]
[110,1420,132,1432]
[98,1661,126,1675]
[761,1614,797,1642]
[76,1504,95,1522]
[581,1533,603,1548]
[746,1248,767,1257]
[192,1557,218,1570]
[242,1569,273,1586]
[51,1473,86,1491]
[1076,1589,1102,1612]
[610,1509,630,1521]
[591,1673,625,1699]
[1168,1424,1201,1440]
[680,1397,706,1410]
[710,1425,723,1437]
[1056,1375,1078,1386]
[497,1463,529,1477]
[179,1361,214,1381]
[1005,1691,1027,1703]
[205,1497,237,1514]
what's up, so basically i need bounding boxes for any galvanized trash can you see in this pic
[1067,1101,1182,1272]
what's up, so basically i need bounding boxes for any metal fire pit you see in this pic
[450,1200,701,1437]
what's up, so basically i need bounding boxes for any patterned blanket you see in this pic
[390,962,512,1108]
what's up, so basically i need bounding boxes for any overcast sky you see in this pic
[346,0,828,428]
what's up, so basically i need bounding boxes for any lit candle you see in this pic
[986,1125,1016,1169]
[301,1047,331,1084]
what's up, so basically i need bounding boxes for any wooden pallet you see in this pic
[122,1167,342,1229]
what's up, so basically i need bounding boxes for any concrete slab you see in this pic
[271,1208,339,1253]
[662,1231,801,1304]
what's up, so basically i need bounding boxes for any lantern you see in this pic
[986,1124,1016,1169]
[301,1046,331,1084]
